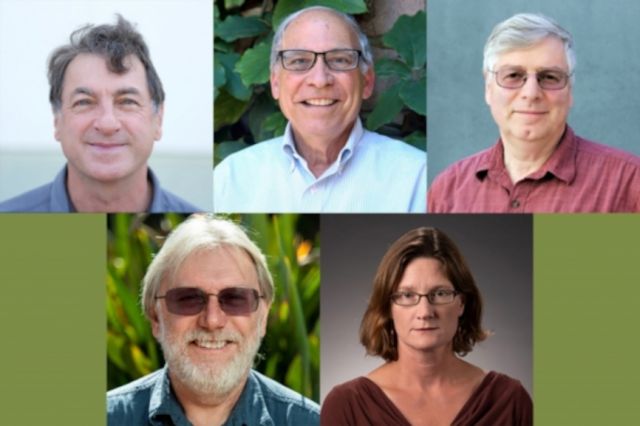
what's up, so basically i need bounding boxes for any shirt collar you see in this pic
[281,118,363,175]
[147,168,164,211]
[56,165,161,212]
[225,370,274,426]
[146,368,273,426]
[148,365,191,425]
[475,125,578,184]
[51,166,74,212]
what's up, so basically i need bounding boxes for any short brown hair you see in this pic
[360,227,488,361]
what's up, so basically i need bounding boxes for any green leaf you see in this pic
[383,11,426,69]
[214,89,250,130]
[399,75,426,115]
[214,139,249,165]
[216,16,269,42]
[403,130,426,151]
[272,0,367,29]
[375,58,411,79]
[214,55,226,100]
[217,52,252,101]
[224,0,245,8]
[262,111,287,137]
[235,39,272,87]
[366,84,404,131]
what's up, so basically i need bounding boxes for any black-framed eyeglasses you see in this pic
[155,287,264,316]
[489,66,572,90]
[391,289,459,306]
[278,49,362,71]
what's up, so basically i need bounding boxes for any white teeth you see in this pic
[305,98,335,106]
[195,340,227,349]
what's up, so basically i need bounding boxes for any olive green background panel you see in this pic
[534,214,640,425]
[0,214,106,426]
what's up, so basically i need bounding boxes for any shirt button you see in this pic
[510,199,520,208]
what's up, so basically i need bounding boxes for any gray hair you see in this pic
[270,6,373,74]
[140,214,274,320]
[483,13,576,83]
[48,14,165,112]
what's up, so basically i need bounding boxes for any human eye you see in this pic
[117,97,142,108]
[71,98,94,108]
[393,290,416,303]
[327,51,356,68]
[540,71,563,83]
[221,289,248,305]
[500,68,525,82]
[284,52,313,69]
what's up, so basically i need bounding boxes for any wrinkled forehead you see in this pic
[62,52,149,92]
[164,245,260,292]
[281,10,359,50]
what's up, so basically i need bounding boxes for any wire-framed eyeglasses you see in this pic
[278,49,362,72]
[489,66,572,90]
[155,287,264,316]
[391,289,459,306]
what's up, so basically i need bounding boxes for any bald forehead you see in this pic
[282,10,359,48]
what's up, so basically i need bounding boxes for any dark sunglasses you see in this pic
[155,287,264,316]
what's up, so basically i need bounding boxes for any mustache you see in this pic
[183,329,242,344]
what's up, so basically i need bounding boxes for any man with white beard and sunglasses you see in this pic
[107,215,319,425]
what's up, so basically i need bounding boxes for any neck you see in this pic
[291,125,353,178]
[66,166,152,212]
[501,126,565,183]
[390,345,464,391]
[170,372,248,426]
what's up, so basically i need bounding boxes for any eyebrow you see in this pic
[396,284,454,291]
[69,87,142,97]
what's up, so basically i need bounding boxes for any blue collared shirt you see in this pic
[107,366,320,426]
[0,165,200,212]
[214,119,426,212]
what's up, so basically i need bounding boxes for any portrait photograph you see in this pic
[427,0,640,212]
[320,214,532,425]
[0,0,213,211]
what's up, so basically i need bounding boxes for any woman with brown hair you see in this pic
[321,227,532,425]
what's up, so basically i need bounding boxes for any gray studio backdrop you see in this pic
[428,0,640,184]
[320,214,532,402]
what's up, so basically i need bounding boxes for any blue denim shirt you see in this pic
[107,366,319,426]
[0,165,200,212]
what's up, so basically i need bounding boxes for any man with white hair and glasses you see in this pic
[214,6,426,213]
[107,215,319,425]
[429,13,640,212]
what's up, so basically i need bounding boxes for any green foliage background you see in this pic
[106,213,320,402]
[214,0,427,165]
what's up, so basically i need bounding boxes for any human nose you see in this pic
[93,102,121,135]
[519,73,543,99]
[305,54,334,87]
[197,295,228,330]
[416,294,436,318]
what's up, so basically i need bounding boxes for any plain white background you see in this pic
[0,0,213,209]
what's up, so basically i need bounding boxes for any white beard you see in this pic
[157,320,263,397]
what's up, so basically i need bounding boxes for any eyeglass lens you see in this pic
[280,49,359,71]
[495,67,569,90]
[160,287,260,316]
[392,289,457,306]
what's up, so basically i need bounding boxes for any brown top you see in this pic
[321,371,532,426]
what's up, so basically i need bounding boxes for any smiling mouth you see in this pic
[88,142,126,148]
[192,339,232,350]
[302,98,338,107]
